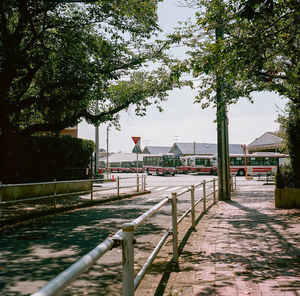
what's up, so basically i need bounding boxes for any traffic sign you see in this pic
[131,137,141,145]
[132,144,142,154]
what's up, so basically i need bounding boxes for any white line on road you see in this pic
[154,187,168,191]
[165,187,182,192]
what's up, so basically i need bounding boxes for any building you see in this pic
[247,132,283,153]
[142,146,172,155]
[169,142,244,156]
[59,126,78,138]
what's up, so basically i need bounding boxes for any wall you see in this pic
[2,180,92,201]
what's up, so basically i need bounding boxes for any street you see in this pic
[0,174,216,296]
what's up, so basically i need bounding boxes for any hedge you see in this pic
[3,136,95,183]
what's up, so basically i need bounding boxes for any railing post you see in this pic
[234,174,237,190]
[136,174,139,192]
[203,180,206,212]
[122,222,135,296]
[117,176,120,196]
[53,179,57,208]
[144,175,146,191]
[190,185,195,228]
[230,174,234,192]
[91,176,94,200]
[213,178,216,204]
[171,192,178,265]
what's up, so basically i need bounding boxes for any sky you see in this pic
[78,0,287,153]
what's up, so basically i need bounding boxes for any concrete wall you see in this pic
[275,188,300,209]
[2,180,92,201]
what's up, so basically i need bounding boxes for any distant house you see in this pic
[247,132,283,153]
[169,142,244,156]
[143,146,172,154]
[59,126,78,138]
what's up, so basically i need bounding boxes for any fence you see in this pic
[257,172,275,184]
[0,175,147,207]
[31,178,219,296]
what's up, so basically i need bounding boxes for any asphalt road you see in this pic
[0,174,217,296]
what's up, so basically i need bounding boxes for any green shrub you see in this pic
[275,164,297,189]
[4,135,95,183]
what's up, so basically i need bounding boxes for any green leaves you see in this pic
[173,0,299,110]
[0,0,173,137]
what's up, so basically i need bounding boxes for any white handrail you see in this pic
[31,177,220,296]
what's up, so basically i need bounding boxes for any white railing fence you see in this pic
[31,177,220,296]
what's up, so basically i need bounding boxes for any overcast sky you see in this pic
[78,0,287,153]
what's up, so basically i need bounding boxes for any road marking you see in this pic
[165,187,182,192]
[154,187,168,191]
[146,196,167,201]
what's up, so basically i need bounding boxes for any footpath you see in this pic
[136,179,300,296]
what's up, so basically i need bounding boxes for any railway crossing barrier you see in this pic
[31,178,219,296]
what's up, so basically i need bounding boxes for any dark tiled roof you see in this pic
[170,142,243,155]
[143,146,171,154]
[248,132,283,147]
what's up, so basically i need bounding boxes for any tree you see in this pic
[277,102,300,188]
[172,0,299,186]
[0,0,181,180]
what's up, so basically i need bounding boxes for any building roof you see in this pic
[142,146,171,154]
[247,132,283,148]
[169,142,244,155]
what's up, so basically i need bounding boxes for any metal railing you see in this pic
[31,178,219,296]
[257,172,275,184]
[0,175,147,207]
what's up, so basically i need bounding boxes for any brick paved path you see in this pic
[136,181,300,296]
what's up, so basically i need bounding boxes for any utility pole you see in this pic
[106,124,111,177]
[95,100,99,176]
[216,20,231,201]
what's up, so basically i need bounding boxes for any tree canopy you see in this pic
[0,0,180,139]
[171,0,299,188]
[173,0,299,108]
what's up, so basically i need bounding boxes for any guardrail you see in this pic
[0,175,147,207]
[31,178,219,296]
[257,172,275,184]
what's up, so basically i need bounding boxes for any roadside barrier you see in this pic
[0,175,147,207]
[257,172,275,184]
[31,178,218,296]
